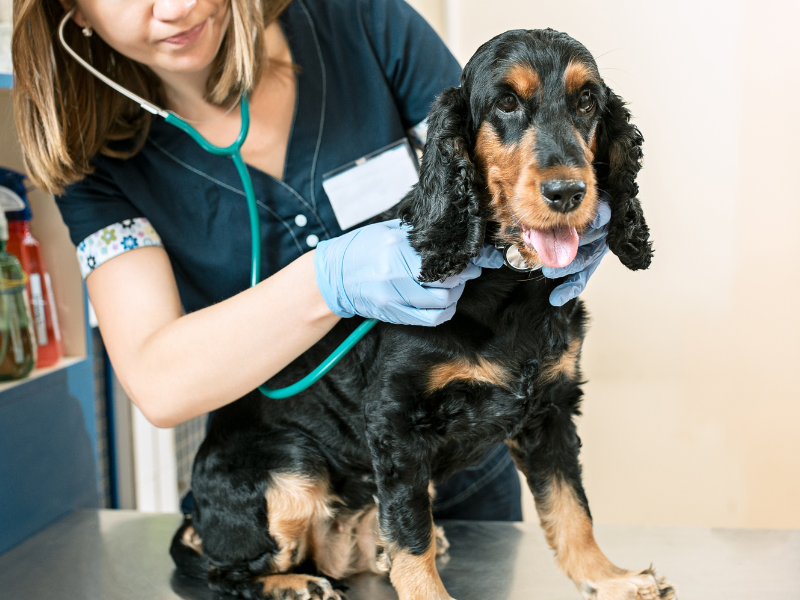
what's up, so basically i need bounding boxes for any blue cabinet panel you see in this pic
[0,361,99,555]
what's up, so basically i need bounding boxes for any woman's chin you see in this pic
[150,44,221,78]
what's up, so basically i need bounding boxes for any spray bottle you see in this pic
[0,205,37,380]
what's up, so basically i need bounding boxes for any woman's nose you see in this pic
[152,0,197,22]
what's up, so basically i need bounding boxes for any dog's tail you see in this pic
[170,515,210,581]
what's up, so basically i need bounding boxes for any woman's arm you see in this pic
[91,217,489,428]
[88,246,338,428]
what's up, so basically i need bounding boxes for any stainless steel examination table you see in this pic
[0,510,798,599]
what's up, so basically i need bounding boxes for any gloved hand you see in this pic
[543,195,611,307]
[315,219,503,326]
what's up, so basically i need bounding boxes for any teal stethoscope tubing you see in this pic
[167,107,378,399]
[59,10,378,399]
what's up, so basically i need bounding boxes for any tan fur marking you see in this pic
[258,573,318,592]
[426,356,510,394]
[574,123,598,163]
[181,524,203,555]
[353,507,381,574]
[505,64,540,99]
[268,476,381,579]
[505,439,525,472]
[536,476,623,584]
[389,530,452,600]
[587,122,599,157]
[311,506,381,579]
[541,337,583,383]
[563,59,599,95]
[433,525,450,557]
[475,123,599,268]
[265,473,333,573]
[428,481,437,501]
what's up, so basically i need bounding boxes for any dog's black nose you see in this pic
[541,180,586,213]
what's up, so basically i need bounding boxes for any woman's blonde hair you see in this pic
[12,0,291,194]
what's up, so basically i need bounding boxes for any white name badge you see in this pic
[322,139,419,231]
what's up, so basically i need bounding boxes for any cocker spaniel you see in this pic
[171,28,674,600]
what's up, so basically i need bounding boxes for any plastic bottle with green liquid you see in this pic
[0,206,36,380]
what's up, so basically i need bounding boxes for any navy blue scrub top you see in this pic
[56,0,460,315]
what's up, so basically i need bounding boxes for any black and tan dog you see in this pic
[171,29,675,600]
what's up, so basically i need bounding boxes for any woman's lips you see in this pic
[162,20,207,46]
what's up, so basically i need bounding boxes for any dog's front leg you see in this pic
[508,416,676,600]
[366,431,452,600]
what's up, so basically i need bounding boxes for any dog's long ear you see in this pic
[596,88,653,271]
[399,86,487,282]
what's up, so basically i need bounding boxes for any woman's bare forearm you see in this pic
[90,248,339,427]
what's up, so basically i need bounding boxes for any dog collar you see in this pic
[496,244,543,273]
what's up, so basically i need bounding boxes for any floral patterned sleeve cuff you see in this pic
[77,218,163,279]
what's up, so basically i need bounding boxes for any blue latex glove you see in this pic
[315,219,503,326]
[543,196,611,307]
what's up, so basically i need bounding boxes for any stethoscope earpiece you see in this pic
[59,9,166,116]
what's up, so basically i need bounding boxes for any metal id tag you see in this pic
[322,139,418,231]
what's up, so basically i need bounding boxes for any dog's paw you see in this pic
[583,567,676,600]
[434,525,450,557]
[258,574,344,600]
[305,577,345,600]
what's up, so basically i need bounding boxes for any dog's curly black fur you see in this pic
[171,29,674,600]
[596,89,651,270]
[400,85,490,283]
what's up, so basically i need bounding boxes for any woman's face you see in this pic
[69,0,231,77]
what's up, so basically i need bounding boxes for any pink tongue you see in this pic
[523,226,579,269]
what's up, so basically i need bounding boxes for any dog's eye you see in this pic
[497,94,519,113]
[577,91,595,114]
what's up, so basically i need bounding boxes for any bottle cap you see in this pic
[0,168,32,222]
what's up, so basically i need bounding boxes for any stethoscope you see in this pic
[497,244,542,273]
[59,9,377,399]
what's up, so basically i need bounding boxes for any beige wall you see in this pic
[409,0,800,529]
[405,0,446,38]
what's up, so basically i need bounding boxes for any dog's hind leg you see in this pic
[264,473,335,573]
[183,424,352,598]
[508,407,677,600]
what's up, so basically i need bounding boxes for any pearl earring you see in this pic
[82,26,93,37]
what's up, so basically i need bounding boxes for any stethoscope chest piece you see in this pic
[500,244,543,273]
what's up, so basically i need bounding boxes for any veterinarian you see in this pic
[12,0,607,520]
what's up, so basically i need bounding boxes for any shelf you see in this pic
[0,355,87,395]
